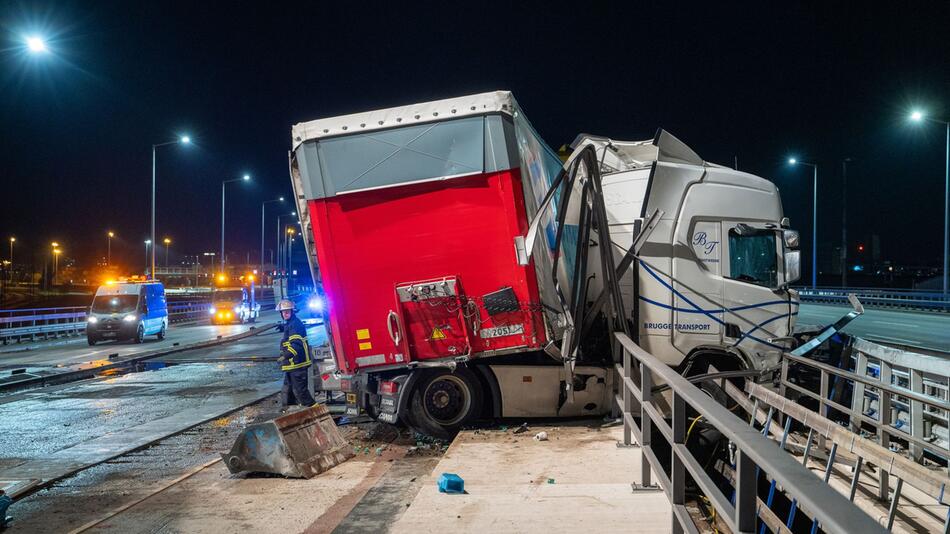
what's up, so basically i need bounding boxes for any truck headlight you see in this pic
[123,314,138,322]
[209,307,216,314]
[87,316,98,324]
[233,306,242,313]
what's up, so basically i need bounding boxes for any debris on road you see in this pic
[438,473,465,494]
[534,431,548,441]
[513,422,530,434]
[220,404,353,478]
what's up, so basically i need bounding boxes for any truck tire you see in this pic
[87,335,98,346]
[407,369,483,439]
[157,323,166,341]
[133,325,145,344]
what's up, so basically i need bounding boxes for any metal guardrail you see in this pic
[781,337,950,516]
[614,332,886,534]
[798,287,950,312]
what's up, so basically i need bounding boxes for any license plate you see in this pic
[378,412,396,423]
[381,397,395,408]
[346,393,357,404]
[345,407,359,416]
[479,324,524,339]
[101,332,117,338]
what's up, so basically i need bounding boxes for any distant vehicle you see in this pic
[209,286,260,324]
[87,280,168,345]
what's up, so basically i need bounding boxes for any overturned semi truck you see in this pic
[288,91,802,437]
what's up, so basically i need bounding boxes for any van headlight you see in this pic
[209,307,217,315]
[233,306,242,313]
[122,314,138,322]
[87,316,98,324]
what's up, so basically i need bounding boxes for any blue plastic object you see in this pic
[438,473,465,494]
[0,493,12,526]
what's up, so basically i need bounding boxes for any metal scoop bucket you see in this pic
[221,404,353,478]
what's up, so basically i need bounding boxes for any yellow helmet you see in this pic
[277,299,295,312]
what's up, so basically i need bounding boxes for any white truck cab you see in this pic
[568,131,801,375]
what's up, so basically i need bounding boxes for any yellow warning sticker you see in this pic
[429,327,446,340]
[359,341,373,350]
[356,329,370,340]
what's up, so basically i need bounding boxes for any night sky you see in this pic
[2,2,949,278]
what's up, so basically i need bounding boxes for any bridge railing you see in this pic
[613,332,886,534]
[797,286,950,312]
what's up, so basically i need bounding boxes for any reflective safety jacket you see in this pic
[279,314,311,372]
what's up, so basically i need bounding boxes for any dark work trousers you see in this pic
[281,367,316,407]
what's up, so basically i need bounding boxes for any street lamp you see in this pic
[789,158,819,287]
[163,237,172,269]
[144,240,151,275]
[25,36,48,54]
[51,243,62,286]
[107,231,115,266]
[221,174,252,273]
[7,237,13,284]
[151,135,191,279]
[276,212,297,273]
[261,196,285,283]
[908,109,949,295]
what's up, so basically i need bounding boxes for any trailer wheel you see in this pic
[408,369,482,439]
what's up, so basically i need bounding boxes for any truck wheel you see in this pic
[87,336,97,346]
[157,324,166,341]
[407,369,482,439]
[134,325,145,344]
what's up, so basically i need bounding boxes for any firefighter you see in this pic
[276,299,316,409]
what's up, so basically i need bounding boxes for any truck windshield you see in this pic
[92,295,139,314]
[728,230,778,288]
[213,290,244,302]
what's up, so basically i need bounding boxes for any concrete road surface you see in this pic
[798,303,950,352]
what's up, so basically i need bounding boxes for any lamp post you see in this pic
[276,212,297,274]
[841,159,852,287]
[909,110,949,295]
[107,231,115,266]
[51,243,61,286]
[163,237,171,269]
[8,237,14,283]
[261,197,285,281]
[789,158,819,287]
[151,135,190,279]
[221,174,251,274]
[144,240,151,275]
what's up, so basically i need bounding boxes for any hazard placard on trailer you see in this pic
[429,327,446,340]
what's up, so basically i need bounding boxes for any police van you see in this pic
[86,280,169,345]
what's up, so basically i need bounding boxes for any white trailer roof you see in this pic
[291,91,515,150]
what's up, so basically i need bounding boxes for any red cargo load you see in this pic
[309,168,546,373]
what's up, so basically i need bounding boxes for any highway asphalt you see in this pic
[797,303,950,353]
[0,310,280,371]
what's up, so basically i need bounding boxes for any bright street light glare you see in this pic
[243,174,251,181]
[279,197,284,201]
[180,135,191,144]
[788,158,797,165]
[910,110,924,122]
[26,36,48,53]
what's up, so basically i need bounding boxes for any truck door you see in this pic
[719,223,790,356]
[671,220,724,354]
